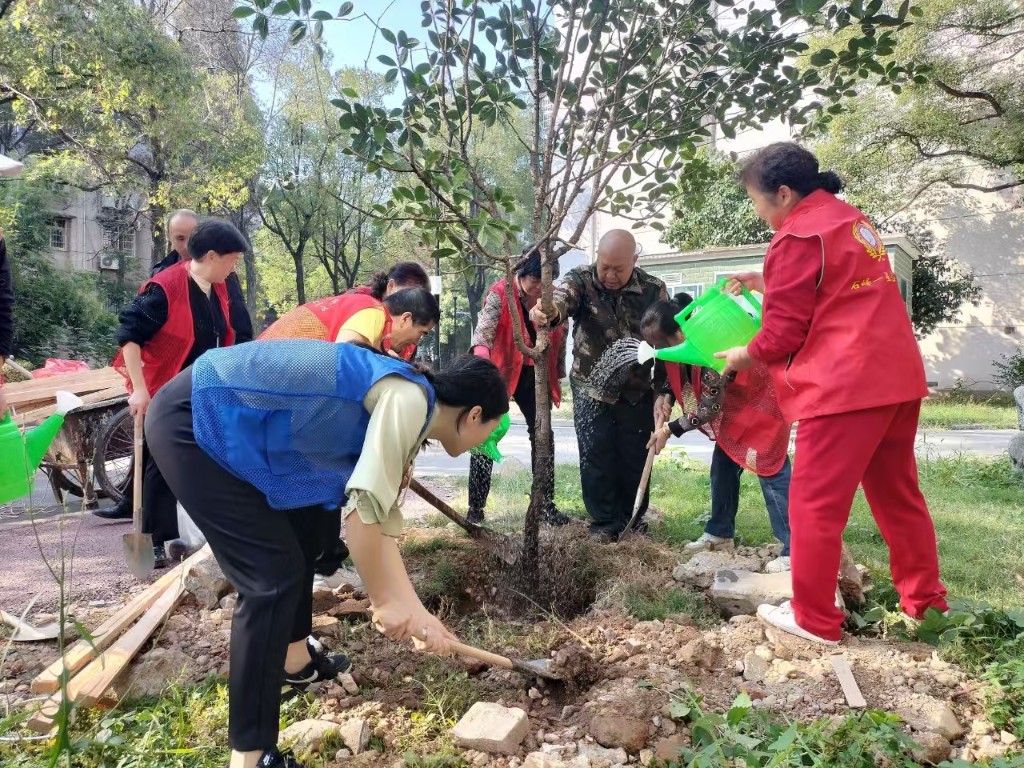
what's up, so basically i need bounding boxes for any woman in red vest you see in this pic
[346,262,430,361]
[260,286,439,356]
[641,299,792,573]
[107,219,249,568]
[718,143,948,644]
[469,250,568,525]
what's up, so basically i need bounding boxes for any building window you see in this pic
[102,223,134,253]
[48,219,67,250]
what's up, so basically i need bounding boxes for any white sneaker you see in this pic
[756,601,839,646]
[764,556,791,573]
[683,532,734,554]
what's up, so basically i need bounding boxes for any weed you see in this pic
[983,658,1024,740]
[623,585,720,628]
[393,663,479,754]
[403,752,468,768]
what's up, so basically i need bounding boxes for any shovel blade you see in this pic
[514,657,561,681]
[122,533,155,579]
[0,610,60,642]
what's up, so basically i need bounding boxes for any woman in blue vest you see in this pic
[146,340,508,768]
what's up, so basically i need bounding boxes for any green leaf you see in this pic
[810,49,837,66]
[254,13,269,38]
[909,5,924,17]
[668,701,691,721]
[231,6,256,18]
[311,10,332,20]
[272,0,292,14]
[768,722,798,751]
[381,27,397,44]
[726,692,752,725]
[338,1,354,16]
[795,0,828,14]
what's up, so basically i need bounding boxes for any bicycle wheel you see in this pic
[93,407,133,503]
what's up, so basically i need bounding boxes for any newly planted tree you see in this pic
[239,0,922,581]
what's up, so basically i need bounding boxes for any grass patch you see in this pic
[623,585,720,628]
[919,392,1017,429]
[0,678,320,768]
[469,453,1024,611]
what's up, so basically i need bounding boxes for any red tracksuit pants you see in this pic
[790,399,948,640]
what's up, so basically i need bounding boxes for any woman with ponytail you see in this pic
[346,262,431,360]
[145,342,508,768]
[717,142,947,645]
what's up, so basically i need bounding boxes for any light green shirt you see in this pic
[343,376,436,537]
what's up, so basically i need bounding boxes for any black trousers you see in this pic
[146,369,325,752]
[468,365,554,512]
[571,381,654,536]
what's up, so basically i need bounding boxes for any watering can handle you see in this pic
[678,278,762,323]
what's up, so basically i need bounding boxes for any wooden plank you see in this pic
[5,369,123,405]
[31,550,205,693]
[25,692,61,734]
[14,385,126,427]
[830,656,867,708]
[67,578,187,707]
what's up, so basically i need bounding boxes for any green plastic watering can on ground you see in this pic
[0,391,83,505]
[637,277,763,373]
[470,412,511,462]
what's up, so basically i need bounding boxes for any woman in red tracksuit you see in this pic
[718,142,948,645]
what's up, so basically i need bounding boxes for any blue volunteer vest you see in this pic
[191,340,435,510]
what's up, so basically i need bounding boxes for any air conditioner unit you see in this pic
[99,253,121,271]
[661,273,681,286]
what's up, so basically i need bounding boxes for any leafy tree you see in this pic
[0,0,263,262]
[0,179,119,366]
[242,0,921,581]
[664,150,772,251]
[809,0,1024,212]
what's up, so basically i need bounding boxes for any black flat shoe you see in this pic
[259,748,304,768]
[283,638,352,692]
[466,508,485,525]
[92,501,132,520]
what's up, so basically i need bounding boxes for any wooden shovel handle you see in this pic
[133,414,144,535]
[446,640,515,670]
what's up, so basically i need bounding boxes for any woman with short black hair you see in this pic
[469,250,568,525]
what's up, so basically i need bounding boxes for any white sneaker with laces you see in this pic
[756,600,840,646]
[764,556,791,573]
[683,532,734,554]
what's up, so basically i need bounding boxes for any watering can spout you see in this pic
[636,340,656,365]
[639,339,716,368]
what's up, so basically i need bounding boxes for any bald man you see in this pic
[530,230,670,539]
[153,210,253,343]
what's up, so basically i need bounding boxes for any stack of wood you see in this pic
[26,549,206,734]
[5,368,126,427]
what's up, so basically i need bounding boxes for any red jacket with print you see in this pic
[747,190,927,423]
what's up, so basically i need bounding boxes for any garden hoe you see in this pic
[408,478,519,565]
[122,413,154,579]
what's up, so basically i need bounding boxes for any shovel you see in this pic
[618,415,664,542]
[447,639,561,681]
[402,625,561,681]
[121,413,154,578]
[0,610,60,642]
[408,479,520,565]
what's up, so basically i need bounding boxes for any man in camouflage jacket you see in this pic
[531,230,670,538]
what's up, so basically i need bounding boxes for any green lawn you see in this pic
[919,394,1018,429]
[460,452,1024,610]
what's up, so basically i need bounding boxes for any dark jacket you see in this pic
[152,251,253,343]
[0,234,13,358]
[552,264,669,403]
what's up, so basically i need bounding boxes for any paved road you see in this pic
[416,420,1017,476]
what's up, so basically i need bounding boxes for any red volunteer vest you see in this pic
[344,284,416,361]
[666,362,790,476]
[488,278,564,406]
[113,261,235,395]
[259,294,393,349]
[758,190,927,423]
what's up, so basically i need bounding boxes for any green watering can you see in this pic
[471,412,511,462]
[0,391,83,505]
[637,277,763,373]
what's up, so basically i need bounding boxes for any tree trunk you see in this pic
[150,200,167,269]
[293,248,306,305]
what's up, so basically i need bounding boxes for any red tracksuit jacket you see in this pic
[748,190,927,423]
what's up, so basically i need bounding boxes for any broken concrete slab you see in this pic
[710,569,793,616]
[897,696,964,740]
[673,551,761,589]
[339,717,370,754]
[451,702,530,754]
[589,714,648,752]
[278,719,339,753]
[183,546,233,609]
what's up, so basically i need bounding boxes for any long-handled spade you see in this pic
[408,478,520,566]
[121,413,154,578]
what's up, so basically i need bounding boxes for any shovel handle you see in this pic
[445,640,515,670]
[133,414,144,535]
[408,478,474,533]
